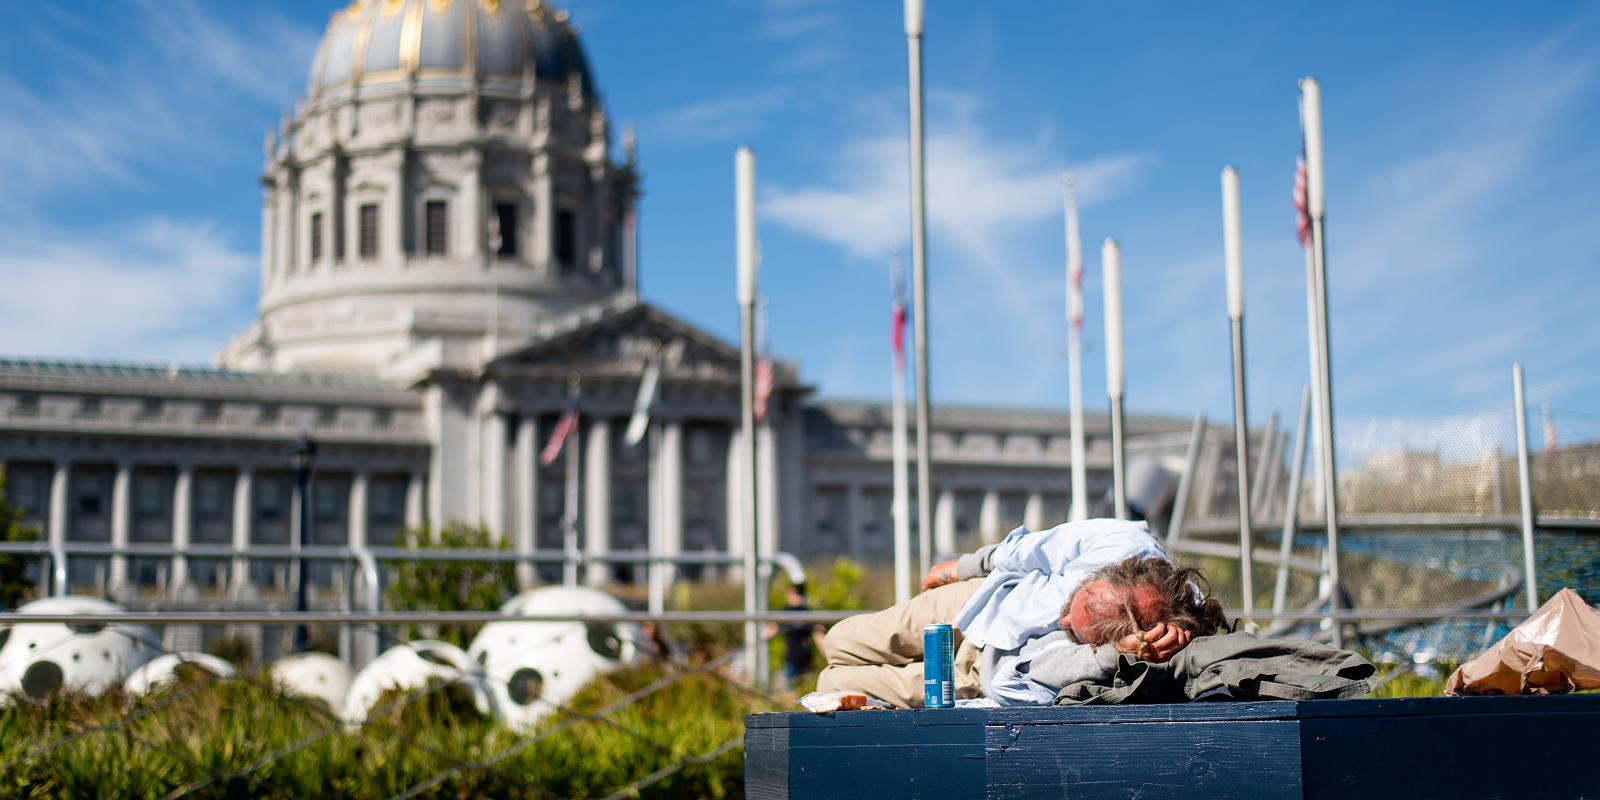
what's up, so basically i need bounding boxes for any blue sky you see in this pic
[2,1,1598,441]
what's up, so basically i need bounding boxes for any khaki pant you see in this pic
[816,579,984,708]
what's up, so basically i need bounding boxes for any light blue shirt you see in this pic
[983,630,1121,706]
[954,518,1167,651]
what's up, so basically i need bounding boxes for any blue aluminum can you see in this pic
[923,623,956,708]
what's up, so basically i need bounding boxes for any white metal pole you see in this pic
[905,0,935,576]
[647,422,665,616]
[735,146,763,686]
[563,377,581,589]
[1301,76,1344,648]
[1512,363,1540,611]
[1273,385,1312,616]
[1222,166,1255,626]
[1063,174,1089,522]
[1101,237,1127,520]
[891,260,913,605]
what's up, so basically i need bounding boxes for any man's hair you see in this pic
[1076,556,1230,650]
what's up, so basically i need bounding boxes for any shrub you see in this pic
[386,522,519,649]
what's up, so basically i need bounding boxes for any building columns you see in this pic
[349,472,369,549]
[482,409,508,540]
[583,419,611,586]
[514,416,539,587]
[979,490,1001,544]
[171,466,193,593]
[110,464,131,589]
[232,469,254,594]
[655,421,684,589]
[934,489,956,558]
[1024,492,1046,532]
[758,423,779,561]
[725,426,744,561]
[404,471,425,533]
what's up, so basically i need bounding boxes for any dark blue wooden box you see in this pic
[745,694,1600,799]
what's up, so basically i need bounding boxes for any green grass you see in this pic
[0,664,767,800]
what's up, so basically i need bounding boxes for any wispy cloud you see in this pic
[765,95,1148,262]
[1120,23,1600,424]
[764,91,1151,400]
[0,1,315,213]
[0,1,315,360]
[0,218,256,363]
[645,89,791,143]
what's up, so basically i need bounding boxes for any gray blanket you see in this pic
[1053,632,1375,705]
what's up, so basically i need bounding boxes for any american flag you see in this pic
[1543,397,1559,452]
[539,393,581,466]
[1294,143,1311,248]
[1065,181,1084,332]
[754,303,774,420]
[891,266,908,372]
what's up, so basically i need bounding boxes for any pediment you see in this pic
[489,300,745,383]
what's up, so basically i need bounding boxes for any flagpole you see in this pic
[890,256,912,605]
[1063,174,1088,523]
[1222,165,1255,628]
[562,374,581,588]
[736,146,763,687]
[905,0,935,577]
[1301,76,1344,648]
[1102,237,1127,520]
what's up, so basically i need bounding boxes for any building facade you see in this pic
[0,0,1215,609]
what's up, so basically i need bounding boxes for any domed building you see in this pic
[223,0,636,374]
[0,0,1202,660]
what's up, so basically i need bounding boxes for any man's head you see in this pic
[1059,556,1228,645]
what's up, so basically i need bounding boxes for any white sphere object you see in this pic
[269,651,353,712]
[0,597,157,704]
[341,640,493,724]
[468,587,642,732]
[124,652,237,696]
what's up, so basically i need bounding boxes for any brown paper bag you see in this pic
[1445,588,1600,696]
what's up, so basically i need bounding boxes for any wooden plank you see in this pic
[984,701,1302,726]
[984,719,1302,800]
[785,715,986,799]
[744,725,789,800]
[1300,710,1600,800]
[1289,692,1600,719]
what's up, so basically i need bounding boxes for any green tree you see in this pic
[0,471,40,608]
[385,522,518,649]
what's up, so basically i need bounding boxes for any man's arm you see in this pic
[920,543,1000,591]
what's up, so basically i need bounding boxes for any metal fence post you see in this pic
[1273,386,1312,616]
[1165,414,1206,548]
[1511,363,1540,611]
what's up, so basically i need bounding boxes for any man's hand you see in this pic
[1114,622,1192,662]
[920,559,960,592]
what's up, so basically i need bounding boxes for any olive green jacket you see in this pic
[1053,632,1375,705]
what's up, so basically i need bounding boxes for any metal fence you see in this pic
[1166,363,1600,666]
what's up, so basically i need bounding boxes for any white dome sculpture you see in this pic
[0,597,157,704]
[468,586,641,731]
[269,651,353,713]
[340,639,493,724]
[124,653,237,697]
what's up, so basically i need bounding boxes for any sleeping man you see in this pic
[816,518,1229,707]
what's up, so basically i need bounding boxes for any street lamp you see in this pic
[292,436,317,651]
